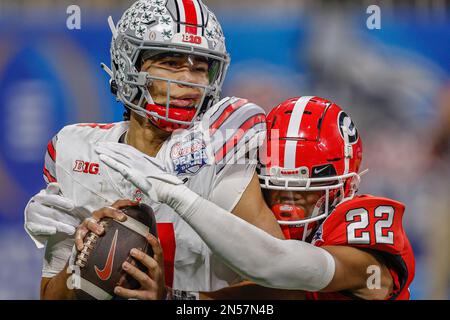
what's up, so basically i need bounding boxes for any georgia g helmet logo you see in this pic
[338,111,359,144]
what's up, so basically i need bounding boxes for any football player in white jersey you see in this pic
[24,0,283,300]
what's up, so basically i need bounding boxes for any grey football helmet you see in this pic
[102,0,230,131]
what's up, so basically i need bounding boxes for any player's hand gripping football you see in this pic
[114,233,167,300]
[74,199,166,300]
[74,199,131,251]
[95,142,184,204]
[24,182,81,248]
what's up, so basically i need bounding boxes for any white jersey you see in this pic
[42,96,266,292]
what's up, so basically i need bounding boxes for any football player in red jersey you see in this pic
[253,96,415,299]
[98,96,415,300]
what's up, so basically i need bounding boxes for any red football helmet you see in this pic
[258,96,363,241]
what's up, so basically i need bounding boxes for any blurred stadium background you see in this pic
[0,0,449,299]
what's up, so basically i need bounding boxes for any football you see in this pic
[73,203,157,300]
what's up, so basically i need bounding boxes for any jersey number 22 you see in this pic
[345,206,395,245]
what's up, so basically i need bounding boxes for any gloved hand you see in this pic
[24,183,81,248]
[95,142,195,212]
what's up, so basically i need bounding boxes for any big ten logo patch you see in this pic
[73,160,100,175]
[170,134,208,176]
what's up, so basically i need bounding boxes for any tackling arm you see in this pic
[96,148,335,291]
[96,148,396,297]
[159,182,336,291]
[321,246,393,299]
[167,186,393,296]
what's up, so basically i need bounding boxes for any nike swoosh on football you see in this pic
[314,166,329,175]
[94,229,118,281]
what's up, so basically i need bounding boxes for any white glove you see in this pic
[95,142,195,210]
[24,183,81,248]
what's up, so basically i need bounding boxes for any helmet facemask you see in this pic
[260,167,356,241]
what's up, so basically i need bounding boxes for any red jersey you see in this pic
[305,195,415,300]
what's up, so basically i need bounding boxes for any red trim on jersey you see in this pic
[209,99,248,135]
[76,123,115,130]
[214,113,266,163]
[156,223,176,289]
[182,0,198,34]
[47,140,56,162]
[43,166,57,183]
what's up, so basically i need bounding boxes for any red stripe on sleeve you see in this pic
[43,166,57,183]
[209,99,248,135]
[214,113,266,163]
[47,140,56,162]
[181,0,198,34]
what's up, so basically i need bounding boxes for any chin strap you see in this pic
[341,169,369,203]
